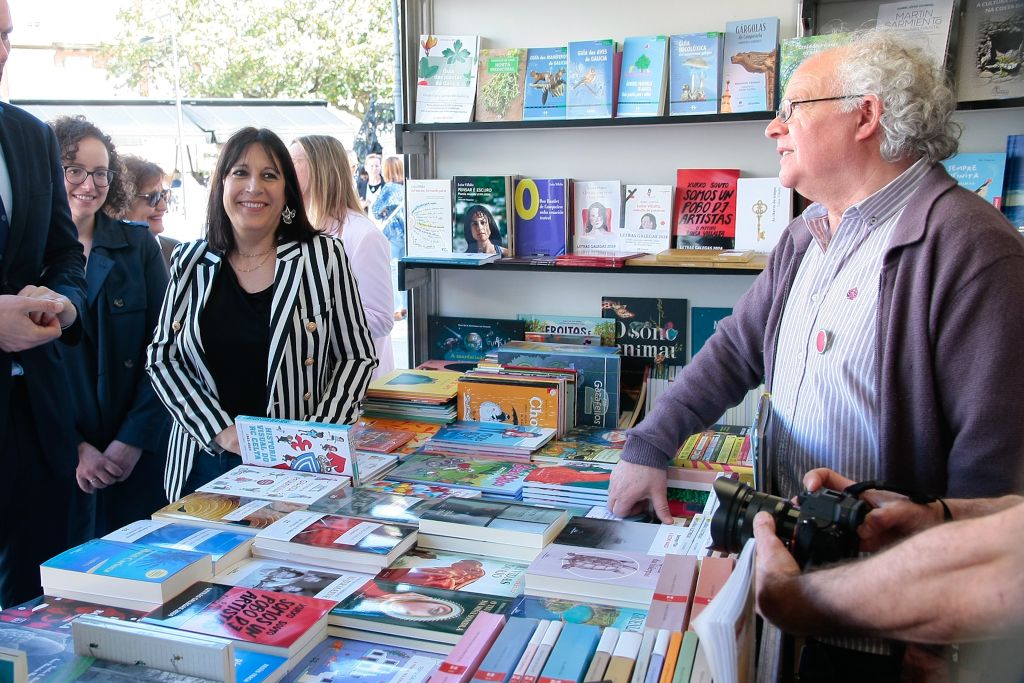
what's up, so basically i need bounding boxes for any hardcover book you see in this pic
[566,39,618,119]
[601,296,688,368]
[254,511,417,570]
[733,177,793,252]
[517,314,615,347]
[941,152,1008,208]
[418,497,568,548]
[429,316,527,362]
[573,180,622,256]
[669,33,723,115]
[286,636,444,683]
[690,307,731,360]
[526,544,664,608]
[956,0,1024,102]
[379,548,528,598]
[196,465,349,505]
[476,48,528,122]
[673,168,740,250]
[620,185,673,254]
[354,425,416,454]
[387,453,538,497]
[213,558,370,603]
[721,17,779,113]
[513,178,570,258]
[453,176,513,257]
[153,491,307,532]
[510,597,647,634]
[877,0,957,68]
[406,179,455,258]
[235,415,355,479]
[617,35,669,117]
[523,47,568,120]
[537,621,602,683]
[415,35,481,124]
[103,520,253,574]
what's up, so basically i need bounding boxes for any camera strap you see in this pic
[843,480,954,521]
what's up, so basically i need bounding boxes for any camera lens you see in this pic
[710,478,801,554]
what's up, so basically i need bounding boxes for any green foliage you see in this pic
[101,0,395,119]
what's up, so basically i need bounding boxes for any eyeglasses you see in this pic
[63,165,117,187]
[776,94,865,123]
[136,189,170,207]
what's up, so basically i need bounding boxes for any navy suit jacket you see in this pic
[0,103,87,475]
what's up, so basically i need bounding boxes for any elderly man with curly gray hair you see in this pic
[608,28,1024,682]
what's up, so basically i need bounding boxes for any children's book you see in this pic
[617,35,669,117]
[476,48,528,121]
[941,152,1008,208]
[368,369,463,402]
[102,520,253,574]
[418,497,568,548]
[379,547,527,598]
[197,465,349,505]
[406,179,455,258]
[673,169,740,250]
[524,463,613,496]
[456,377,564,435]
[733,178,793,253]
[428,316,526,362]
[523,47,568,120]
[517,314,615,347]
[432,420,557,453]
[213,558,370,603]
[415,35,481,124]
[513,177,570,257]
[152,491,308,532]
[387,453,538,498]
[357,479,482,499]
[354,425,416,454]
[620,184,673,254]
[573,180,623,256]
[566,39,619,119]
[669,33,723,115]
[285,636,444,683]
[510,596,647,633]
[957,0,1024,102]
[235,415,355,479]
[601,296,688,368]
[877,0,957,69]
[721,17,780,113]
[453,175,513,257]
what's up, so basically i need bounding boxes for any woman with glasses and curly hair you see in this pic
[49,114,171,538]
[121,155,179,271]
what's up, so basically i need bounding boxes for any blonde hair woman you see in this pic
[290,135,395,377]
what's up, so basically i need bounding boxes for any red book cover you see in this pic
[673,169,740,250]
[0,595,144,632]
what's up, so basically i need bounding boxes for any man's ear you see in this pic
[854,94,883,142]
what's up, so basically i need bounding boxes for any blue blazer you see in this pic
[62,213,169,455]
[0,103,87,475]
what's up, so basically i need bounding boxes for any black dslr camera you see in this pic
[710,477,869,568]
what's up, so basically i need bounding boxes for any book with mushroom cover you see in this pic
[669,32,723,115]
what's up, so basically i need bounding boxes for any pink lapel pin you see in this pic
[815,329,832,354]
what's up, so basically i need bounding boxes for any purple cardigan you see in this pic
[624,164,1024,497]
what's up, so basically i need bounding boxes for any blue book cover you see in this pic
[282,636,443,682]
[941,152,1008,209]
[721,17,780,113]
[236,650,288,683]
[473,616,539,682]
[510,596,647,633]
[690,307,732,360]
[617,35,669,117]
[1005,135,1024,235]
[566,39,617,119]
[524,47,568,120]
[104,521,253,563]
[514,178,569,257]
[434,420,555,449]
[669,33,723,115]
[42,539,207,583]
[538,622,601,683]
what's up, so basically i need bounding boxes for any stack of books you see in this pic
[102,519,254,574]
[309,487,440,527]
[525,543,664,608]
[152,491,309,532]
[521,462,614,509]
[363,369,462,423]
[377,548,528,599]
[532,425,626,464]
[455,367,574,437]
[386,453,538,501]
[422,420,557,460]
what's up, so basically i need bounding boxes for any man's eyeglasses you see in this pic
[136,189,170,208]
[776,94,865,123]
[63,165,116,187]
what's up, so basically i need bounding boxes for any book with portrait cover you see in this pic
[513,177,570,257]
[734,177,794,253]
[213,558,370,603]
[329,579,514,645]
[379,548,527,598]
[510,596,647,633]
[428,316,527,362]
[669,32,723,115]
[617,35,669,117]
[286,636,444,683]
[572,180,622,256]
[941,152,1008,208]
[415,35,480,124]
[601,296,688,368]
[387,453,538,498]
[721,17,779,113]
[673,168,740,250]
[453,175,513,256]
[956,0,1024,102]
[476,48,528,122]
[234,415,355,479]
[620,184,674,254]
[406,179,455,258]
[523,47,568,120]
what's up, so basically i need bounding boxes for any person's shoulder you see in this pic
[343,211,380,237]
[0,102,51,132]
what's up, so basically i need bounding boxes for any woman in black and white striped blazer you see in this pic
[147,127,377,503]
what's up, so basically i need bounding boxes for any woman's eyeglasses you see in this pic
[136,189,170,207]
[63,165,116,187]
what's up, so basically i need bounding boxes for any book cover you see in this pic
[0,625,89,682]
[434,421,556,452]
[524,464,612,494]
[603,630,642,683]
[533,439,621,465]
[358,479,482,500]
[286,636,443,683]
[355,452,399,483]
[620,185,673,254]
[369,369,462,401]
[355,425,416,454]
[617,35,669,117]
[153,492,307,531]
[380,548,527,598]
[416,35,481,124]
[778,33,854,96]
[470,616,538,683]
[553,517,661,555]
[0,596,144,632]
[566,39,618,119]
[434,611,506,683]
[41,539,209,586]
[103,520,253,569]
[877,0,957,68]
[453,176,513,257]
[573,180,622,256]
[601,296,687,368]
[687,557,734,626]
[956,0,1024,102]
[524,47,568,120]
[673,169,740,250]
[689,307,731,360]
[255,511,415,559]
[527,545,663,606]
[387,453,537,496]
[645,555,699,632]
[517,314,615,347]
[406,179,455,258]
[197,465,349,505]
[419,497,567,547]
[476,48,528,122]
[511,597,646,633]
[213,558,370,603]
[429,316,527,362]
[330,580,514,644]
[721,17,779,113]
[668,32,723,116]
[733,177,793,253]
[235,416,354,479]
[514,178,570,258]
[456,378,563,432]
[537,622,602,683]
[310,487,437,526]
[941,152,1008,208]
[1003,134,1024,234]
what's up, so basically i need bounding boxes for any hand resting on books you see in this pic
[606,460,674,524]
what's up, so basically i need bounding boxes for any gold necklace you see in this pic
[231,250,274,273]
[236,246,274,258]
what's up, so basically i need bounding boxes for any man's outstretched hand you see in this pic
[608,459,673,524]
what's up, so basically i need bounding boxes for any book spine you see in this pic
[603,631,642,683]
[521,620,562,683]
[432,611,507,683]
[583,626,619,683]
[643,630,671,683]
[658,632,683,683]
[628,628,657,683]
[510,620,550,683]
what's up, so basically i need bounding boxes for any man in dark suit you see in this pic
[0,0,87,608]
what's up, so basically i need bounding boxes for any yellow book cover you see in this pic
[368,369,462,400]
[457,377,562,430]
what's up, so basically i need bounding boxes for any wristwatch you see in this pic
[207,440,228,456]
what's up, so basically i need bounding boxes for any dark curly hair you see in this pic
[49,115,130,216]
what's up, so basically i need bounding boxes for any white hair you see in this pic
[834,29,960,163]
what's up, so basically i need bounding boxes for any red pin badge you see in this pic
[815,329,831,354]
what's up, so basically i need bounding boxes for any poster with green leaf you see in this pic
[415,34,481,124]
